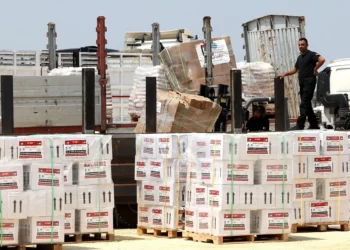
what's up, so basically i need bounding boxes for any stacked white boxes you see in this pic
[0,134,114,247]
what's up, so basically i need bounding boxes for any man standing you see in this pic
[279,38,325,130]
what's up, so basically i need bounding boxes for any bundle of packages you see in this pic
[134,91,222,133]
[128,65,171,119]
[159,37,237,94]
[237,62,276,114]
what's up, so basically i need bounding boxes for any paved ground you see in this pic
[62,228,350,250]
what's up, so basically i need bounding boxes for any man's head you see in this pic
[298,38,308,54]
[253,106,266,118]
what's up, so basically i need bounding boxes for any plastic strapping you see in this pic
[209,138,217,235]
[229,135,235,236]
[175,136,181,229]
[49,138,55,244]
[337,133,341,223]
[178,46,188,83]
[160,50,180,90]
[299,132,303,226]
[282,134,286,234]
[97,136,102,233]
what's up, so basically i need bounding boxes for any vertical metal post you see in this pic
[145,77,157,133]
[274,77,287,131]
[152,23,160,66]
[96,16,108,132]
[73,51,80,67]
[230,69,242,133]
[47,22,57,70]
[1,76,14,135]
[82,68,96,134]
[203,16,213,86]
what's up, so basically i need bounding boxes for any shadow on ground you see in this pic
[288,235,325,242]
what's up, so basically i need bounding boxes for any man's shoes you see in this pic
[289,126,304,131]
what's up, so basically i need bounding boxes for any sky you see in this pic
[0,0,348,64]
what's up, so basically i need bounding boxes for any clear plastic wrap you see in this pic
[135,130,350,239]
[134,91,222,133]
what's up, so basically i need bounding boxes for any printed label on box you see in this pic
[19,140,43,159]
[152,209,163,226]
[142,137,155,156]
[196,39,230,67]
[297,137,317,153]
[185,210,194,228]
[38,168,60,186]
[139,207,149,224]
[313,157,332,173]
[210,139,222,158]
[83,161,107,179]
[64,140,88,157]
[209,190,219,207]
[196,141,207,158]
[159,186,170,203]
[198,212,209,230]
[247,138,269,155]
[136,161,146,178]
[36,221,60,239]
[196,188,206,205]
[326,136,344,152]
[144,185,155,202]
[0,171,19,190]
[227,164,249,182]
[295,183,314,199]
[86,212,109,229]
[200,162,211,180]
[149,161,161,179]
[266,165,288,182]
[65,213,73,230]
[330,181,347,197]
[1,223,15,241]
[267,213,289,230]
[223,214,246,231]
[310,202,329,218]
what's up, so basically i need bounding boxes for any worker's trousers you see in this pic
[296,77,318,128]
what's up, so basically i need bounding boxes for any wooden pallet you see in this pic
[137,227,181,238]
[64,232,115,243]
[292,222,349,233]
[0,243,62,250]
[182,231,288,245]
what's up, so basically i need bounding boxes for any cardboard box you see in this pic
[316,178,349,200]
[196,208,211,234]
[275,184,293,209]
[157,182,186,207]
[64,210,75,234]
[195,159,214,185]
[139,182,157,206]
[305,200,349,223]
[63,162,73,186]
[137,205,150,228]
[185,207,197,232]
[136,134,157,159]
[291,202,303,225]
[185,184,208,207]
[4,136,63,164]
[23,164,64,190]
[0,220,19,245]
[149,206,165,229]
[255,159,293,185]
[148,159,182,183]
[321,131,348,155]
[64,185,78,210]
[0,138,6,164]
[292,132,320,156]
[165,206,185,230]
[75,208,113,233]
[308,155,349,178]
[292,156,308,179]
[208,184,233,210]
[214,160,254,185]
[238,185,258,210]
[157,134,179,159]
[20,217,64,244]
[77,184,114,209]
[207,134,242,161]
[211,210,250,236]
[292,179,317,202]
[2,192,28,219]
[250,210,291,234]
[256,185,293,210]
[0,164,23,192]
[27,188,65,217]
[72,160,113,185]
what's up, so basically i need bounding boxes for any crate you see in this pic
[64,232,115,243]
[291,222,349,233]
[137,227,181,238]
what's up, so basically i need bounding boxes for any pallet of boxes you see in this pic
[0,134,114,250]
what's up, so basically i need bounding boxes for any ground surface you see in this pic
[62,228,350,250]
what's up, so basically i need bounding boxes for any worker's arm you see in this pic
[314,55,326,76]
[278,67,298,79]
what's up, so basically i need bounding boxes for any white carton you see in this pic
[149,206,165,229]
[63,162,73,186]
[139,182,157,206]
[4,136,63,164]
[77,184,114,209]
[316,178,349,200]
[20,217,64,244]
[208,184,233,210]
[257,185,276,209]
[64,185,78,210]
[211,210,250,236]
[135,159,148,181]
[0,220,19,245]
[250,210,291,234]
[214,161,254,185]
[0,164,23,192]
[196,159,214,185]
[305,200,349,223]
[321,131,348,155]
[2,192,28,219]
[72,160,113,185]
[148,159,180,182]
[185,184,208,207]
[137,205,150,228]
[75,208,113,233]
[255,159,293,185]
[185,207,197,232]
[165,206,185,230]
[291,202,303,224]
[27,189,65,217]
[23,164,64,190]
[292,179,317,202]
[292,132,320,156]
[238,185,258,210]
[0,138,6,164]
[137,134,157,159]
[292,156,308,179]
[207,134,242,161]
[308,155,349,178]
[196,208,211,234]
[157,134,179,159]
[64,210,75,234]
[275,184,293,209]
[157,182,182,207]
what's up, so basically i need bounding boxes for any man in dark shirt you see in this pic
[246,106,269,132]
[278,38,325,130]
